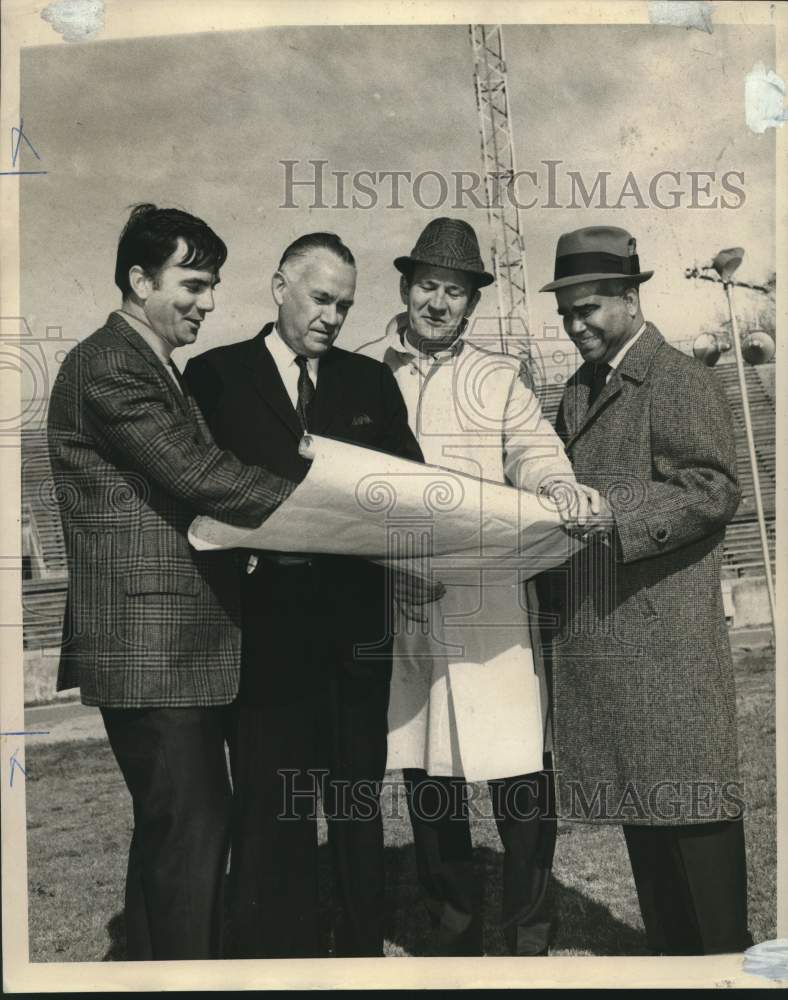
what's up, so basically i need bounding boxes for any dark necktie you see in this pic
[587,363,611,407]
[294,355,315,431]
[167,359,187,396]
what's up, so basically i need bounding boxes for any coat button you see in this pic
[654,526,669,542]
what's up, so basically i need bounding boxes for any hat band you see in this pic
[409,253,484,274]
[554,251,641,281]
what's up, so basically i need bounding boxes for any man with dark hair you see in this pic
[538,225,752,955]
[47,203,296,961]
[114,203,228,298]
[184,232,421,958]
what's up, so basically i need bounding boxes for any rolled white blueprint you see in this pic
[188,434,579,581]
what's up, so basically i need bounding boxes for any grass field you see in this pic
[25,646,776,961]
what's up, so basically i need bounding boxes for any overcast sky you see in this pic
[20,22,776,379]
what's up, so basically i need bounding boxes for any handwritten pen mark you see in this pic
[12,116,41,165]
[1,731,50,736]
[9,748,27,787]
[1,117,48,176]
[4,732,50,786]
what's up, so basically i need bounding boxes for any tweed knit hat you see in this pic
[394,218,494,287]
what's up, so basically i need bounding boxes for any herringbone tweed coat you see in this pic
[47,312,294,708]
[538,323,742,825]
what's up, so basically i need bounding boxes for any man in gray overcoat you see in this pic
[537,225,752,955]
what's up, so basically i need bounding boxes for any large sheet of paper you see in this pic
[188,435,578,581]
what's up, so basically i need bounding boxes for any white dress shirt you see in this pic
[248,327,320,572]
[605,321,647,380]
[265,326,320,409]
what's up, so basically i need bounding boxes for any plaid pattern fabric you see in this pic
[408,219,485,273]
[46,313,295,708]
[540,324,742,824]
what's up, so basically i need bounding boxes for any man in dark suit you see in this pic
[184,232,422,958]
[537,225,752,954]
[47,204,296,960]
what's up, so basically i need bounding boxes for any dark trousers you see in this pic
[227,561,391,958]
[100,706,233,961]
[623,819,753,955]
[403,766,557,955]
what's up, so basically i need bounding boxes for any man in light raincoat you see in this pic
[360,218,598,955]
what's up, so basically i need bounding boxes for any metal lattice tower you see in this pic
[469,25,533,368]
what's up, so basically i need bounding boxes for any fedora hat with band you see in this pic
[394,217,494,288]
[539,226,654,292]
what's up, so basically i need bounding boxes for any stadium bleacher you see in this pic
[21,430,68,572]
[22,577,68,648]
[712,365,776,516]
[18,359,777,648]
[20,429,69,649]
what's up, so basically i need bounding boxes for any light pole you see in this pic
[685,249,776,628]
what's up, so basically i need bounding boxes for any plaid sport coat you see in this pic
[46,312,295,708]
[539,324,742,825]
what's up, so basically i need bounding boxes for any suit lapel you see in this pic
[249,325,304,441]
[565,367,623,448]
[564,323,664,451]
[187,395,214,445]
[107,312,192,420]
